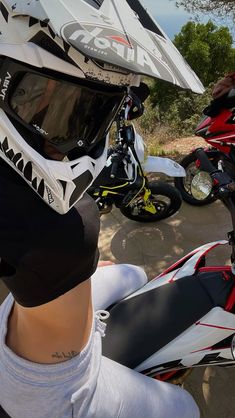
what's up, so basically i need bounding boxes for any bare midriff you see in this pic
[6,279,93,364]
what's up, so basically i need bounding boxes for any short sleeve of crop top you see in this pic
[0,160,100,307]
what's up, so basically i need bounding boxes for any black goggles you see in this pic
[0,58,127,154]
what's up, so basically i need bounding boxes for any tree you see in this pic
[151,21,235,108]
[173,21,235,86]
[174,0,235,19]
[146,21,235,137]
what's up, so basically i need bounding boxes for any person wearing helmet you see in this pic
[0,1,202,418]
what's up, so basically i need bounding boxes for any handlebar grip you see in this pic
[196,148,234,193]
[195,148,217,174]
[110,158,120,178]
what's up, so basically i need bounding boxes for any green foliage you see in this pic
[174,21,235,85]
[174,1,235,19]
[137,97,160,134]
[143,20,235,139]
[159,86,213,136]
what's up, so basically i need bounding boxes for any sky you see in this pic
[142,0,200,39]
[142,0,234,41]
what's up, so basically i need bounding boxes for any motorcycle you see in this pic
[174,90,235,206]
[99,149,235,383]
[1,154,233,418]
[88,113,185,222]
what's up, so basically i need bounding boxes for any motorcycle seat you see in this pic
[102,270,234,369]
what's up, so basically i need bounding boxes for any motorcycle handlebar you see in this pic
[110,154,121,179]
[195,148,235,194]
[195,148,217,174]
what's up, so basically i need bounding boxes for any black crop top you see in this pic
[0,160,100,307]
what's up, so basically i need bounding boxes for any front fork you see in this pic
[142,188,157,214]
[125,174,157,214]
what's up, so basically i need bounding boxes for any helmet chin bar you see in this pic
[0,112,108,213]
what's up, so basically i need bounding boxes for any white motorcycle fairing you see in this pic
[130,124,185,178]
[102,240,235,376]
[142,156,186,177]
[125,240,228,296]
[136,307,235,376]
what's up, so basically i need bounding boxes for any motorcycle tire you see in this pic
[120,181,182,222]
[174,150,219,206]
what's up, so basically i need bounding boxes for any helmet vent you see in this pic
[29,17,39,27]
[29,31,75,66]
[70,171,93,206]
[32,178,37,190]
[48,25,56,39]
[83,0,104,9]
[0,2,9,22]
[126,0,165,38]
[12,153,22,165]
[59,180,67,198]
[38,179,45,197]
[0,136,44,194]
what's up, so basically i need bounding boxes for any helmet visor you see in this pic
[6,66,126,154]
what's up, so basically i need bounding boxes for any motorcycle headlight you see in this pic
[191,171,213,201]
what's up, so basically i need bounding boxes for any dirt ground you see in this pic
[161,135,206,156]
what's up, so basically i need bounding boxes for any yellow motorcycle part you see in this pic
[102,190,119,197]
[93,182,129,198]
[142,189,157,214]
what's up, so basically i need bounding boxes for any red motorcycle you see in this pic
[174,90,235,205]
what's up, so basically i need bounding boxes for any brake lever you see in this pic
[217,182,235,198]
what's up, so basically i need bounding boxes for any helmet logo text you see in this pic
[33,124,49,136]
[45,186,54,204]
[64,25,160,77]
[0,72,11,101]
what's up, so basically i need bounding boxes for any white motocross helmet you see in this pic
[0,0,204,214]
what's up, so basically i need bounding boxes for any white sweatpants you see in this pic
[90,264,200,418]
[0,265,200,418]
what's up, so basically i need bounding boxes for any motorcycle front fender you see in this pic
[142,156,186,177]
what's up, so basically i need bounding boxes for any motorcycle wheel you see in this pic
[120,181,182,222]
[174,150,218,206]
